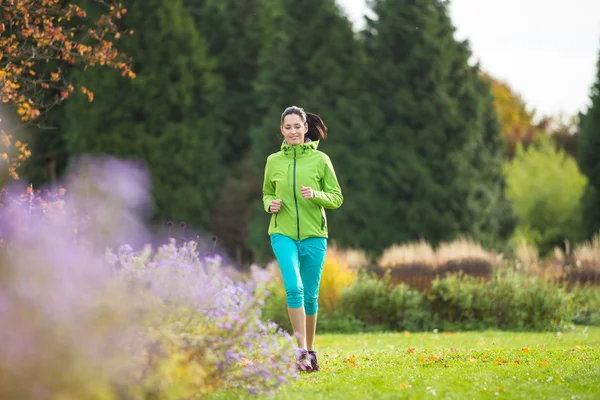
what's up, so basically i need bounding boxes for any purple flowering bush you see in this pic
[0,155,296,399]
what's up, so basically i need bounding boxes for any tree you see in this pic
[465,71,517,248]
[361,0,504,250]
[538,113,580,159]
[62,0,227,235]
[578,44,600,239]
[481,73,537,156]
[0,0,133,183]
[504,137,587,254]
[246,0,371,261]
[182,0,265,265]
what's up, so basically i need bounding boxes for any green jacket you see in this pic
[262,139,343,241]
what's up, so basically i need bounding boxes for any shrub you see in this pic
[369,238,499,291]
[336,246,371,270]
[570,284,600,326]
[428,272,493,330]
[378,240,436,269]
[435,237,498,266]
[428,270,572,331]
[318,245,357,315]
[339,272,430,332]
[503,137,587,254]
[568,234,600,284]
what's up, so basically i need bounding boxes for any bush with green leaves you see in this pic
[503,137,588,254]
[570,284,600,326]
[338,272,431,332]
[428,269,572,331]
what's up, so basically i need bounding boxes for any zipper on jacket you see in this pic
[293,147,300,240]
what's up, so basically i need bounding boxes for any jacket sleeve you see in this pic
[312,155,343,209]
[262,158,277,213]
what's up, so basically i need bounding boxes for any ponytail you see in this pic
[281,106,328,141]
[305,112,328,141]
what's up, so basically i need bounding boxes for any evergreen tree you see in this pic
[62,0,227,234]
[184,0,263,163]
[466,72,517,247]
[182,0,265,265]
[247,0,373,260]
[578,44,600,239]
[362,0,504,249]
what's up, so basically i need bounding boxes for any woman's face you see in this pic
[281,113,307,145]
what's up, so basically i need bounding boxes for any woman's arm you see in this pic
[312,155,343,209]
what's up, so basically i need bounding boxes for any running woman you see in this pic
[261,105,343,372]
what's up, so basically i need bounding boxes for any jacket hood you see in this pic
[281,138,320,157]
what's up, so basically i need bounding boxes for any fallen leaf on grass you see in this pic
[343,355,358,367]
[477,340,484,346]
[399,383,411,389]
[407,348,416,354]
[539,361,549,367]
[513,360,521,365]
[467,357,477,363]
[495,359,508,365]
[522,347,530,353]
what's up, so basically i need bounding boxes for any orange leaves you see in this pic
[0,130,31,180]
[0,0,133,123]
[342,355,357,367]
[521,347,530,353]
[16,101,40,122]
[80,86,94,102]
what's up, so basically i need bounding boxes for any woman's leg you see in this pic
[298,237,327,352]
[270,234,307,349]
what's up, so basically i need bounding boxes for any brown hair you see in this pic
[280,106,328,141]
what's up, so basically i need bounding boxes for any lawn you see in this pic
[211,326,600,399]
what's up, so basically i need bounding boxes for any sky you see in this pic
[336,0,600,118]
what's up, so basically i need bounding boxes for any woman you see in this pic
[262,106,343,372]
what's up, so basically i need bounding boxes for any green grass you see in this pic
[212,326,600,400]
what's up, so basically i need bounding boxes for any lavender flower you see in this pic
[0,155,296,399]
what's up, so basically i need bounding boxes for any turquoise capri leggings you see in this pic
[270,233,327,316]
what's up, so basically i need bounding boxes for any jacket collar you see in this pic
[281,138,319,157]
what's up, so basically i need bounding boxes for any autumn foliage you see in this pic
[481,72,538,155]
[1,0,134,179]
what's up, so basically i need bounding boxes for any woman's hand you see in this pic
[300,185,314,199]
[270,199,282,212]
